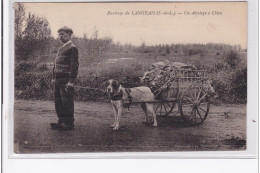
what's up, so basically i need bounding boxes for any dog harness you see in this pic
[125,88,133,103]
[110,89,123,101]
[123,88,133,110]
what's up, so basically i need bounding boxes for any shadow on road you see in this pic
[156,115,190,128]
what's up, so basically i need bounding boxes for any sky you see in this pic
[21,2,247,48]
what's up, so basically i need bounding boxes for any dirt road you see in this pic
[14,99,246,153]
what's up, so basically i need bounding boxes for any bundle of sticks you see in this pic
[140,60,195,94]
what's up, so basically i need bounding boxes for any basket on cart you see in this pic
[140,60,214,126]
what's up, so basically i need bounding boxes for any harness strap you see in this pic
[125,88,133,103]
[124,88,133,110]
[110,89,123,101]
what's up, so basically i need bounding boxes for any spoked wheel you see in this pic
[179,84,210,125]
[154,85,178,116]
[154,101,175,116]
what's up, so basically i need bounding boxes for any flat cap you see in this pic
[58,26,73,34]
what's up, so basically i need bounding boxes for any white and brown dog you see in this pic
[106,79,158,130]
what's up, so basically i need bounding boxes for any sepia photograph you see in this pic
[12,2,248,154]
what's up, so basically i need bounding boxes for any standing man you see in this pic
[50,26,79,130]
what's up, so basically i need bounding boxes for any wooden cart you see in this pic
[149,69,212,126]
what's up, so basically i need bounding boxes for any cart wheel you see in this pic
[179,84,210,125]
[154,101,175,116]
[154,85,178,116]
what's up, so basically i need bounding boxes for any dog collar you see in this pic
[110,89,123,101]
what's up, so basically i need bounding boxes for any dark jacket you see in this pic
[53,41,79,86]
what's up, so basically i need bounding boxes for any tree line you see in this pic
[15,3,113,61]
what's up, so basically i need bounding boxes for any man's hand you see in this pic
[65,82,74,92]
[65,82,74,87]
[51,79,56,85]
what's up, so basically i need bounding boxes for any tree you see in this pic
[92,27,98,40]
[16,13,52,59]
[23,13,51,40]
[166,44,171,54]
[14,3,25,39]
[225,50,241,69]
[141,42,146,48]
[83,33,88,40]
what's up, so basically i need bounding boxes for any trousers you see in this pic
[54,84,74,125]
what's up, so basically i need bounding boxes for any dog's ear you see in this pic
[115,80,120,88]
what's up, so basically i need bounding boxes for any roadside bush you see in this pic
[15,59,247,104]
[230,67,247,103]
[15,38,51,60]
[15,61,53,100]
[210,63,247,103]
[15,61,37,74]
[211,71,233,102]
[15,60,148,101]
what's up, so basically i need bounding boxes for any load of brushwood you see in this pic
[140,60,195,97]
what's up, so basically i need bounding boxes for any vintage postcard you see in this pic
[11,1,253,156]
